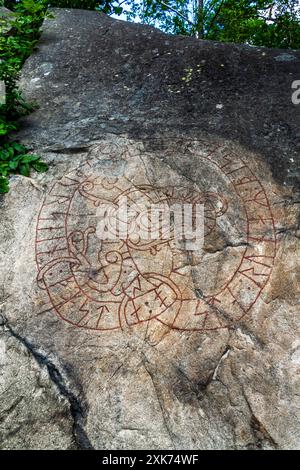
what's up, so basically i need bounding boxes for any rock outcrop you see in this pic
[0,8,299,450]
[0,7,14,34]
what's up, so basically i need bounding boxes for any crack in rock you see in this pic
[1,318,93,450]
[241,388,278,450]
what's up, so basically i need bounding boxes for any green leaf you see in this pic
[114,6,123,15]
[19,154,40,163]
[0,164,8,176]
[32,161,48,173]
[0,150,9,161]
[19,162,30,177]
[8,160,19,170]
[0,177,9,194]
[10,142,26,153]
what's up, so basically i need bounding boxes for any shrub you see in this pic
[0,0,49,193]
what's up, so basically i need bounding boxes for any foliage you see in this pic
[205,0,300,49]
[4,1,300,48]
[3,0,122,15]
[121,0,300,48]
[0,0,49,193]
[9,0,298,49]
[0,142,48,193]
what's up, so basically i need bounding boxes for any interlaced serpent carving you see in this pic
[36,144,277,332]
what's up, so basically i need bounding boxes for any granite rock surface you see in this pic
[0,8,299,450]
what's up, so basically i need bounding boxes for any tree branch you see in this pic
[258,14,276,22]
[206,0,225,37]
[158,0,196,27]
[197,0,204,38]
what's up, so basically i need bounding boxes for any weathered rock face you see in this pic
[0,7,12,20]
[0,8,299,450]
[0,7,14,34]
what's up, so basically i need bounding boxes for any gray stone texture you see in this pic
[0,8,299,450]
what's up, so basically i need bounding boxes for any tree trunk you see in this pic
[197,0,204,38]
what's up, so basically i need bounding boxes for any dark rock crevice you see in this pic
[241,388,279,450]
[1,318,93,450]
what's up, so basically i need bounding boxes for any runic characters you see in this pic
[36,146,276,332]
